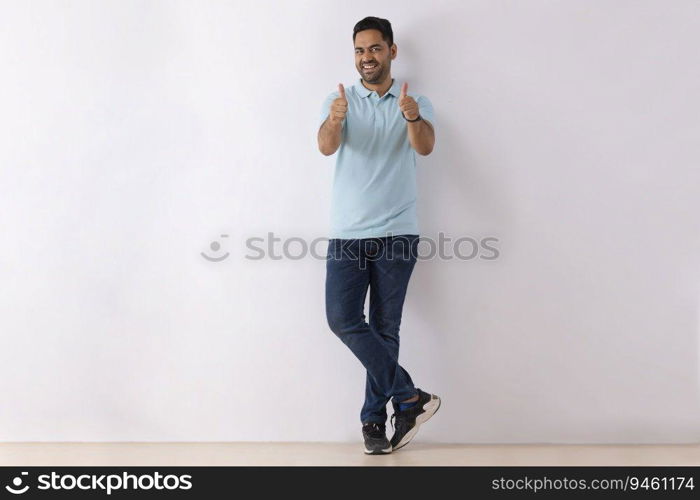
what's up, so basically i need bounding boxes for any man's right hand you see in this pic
[329,83,348,124]
[318,83,347,155]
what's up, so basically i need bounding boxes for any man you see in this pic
[318,16,441,455]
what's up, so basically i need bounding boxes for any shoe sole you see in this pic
[364,445,392,455]
[392,395,441,451]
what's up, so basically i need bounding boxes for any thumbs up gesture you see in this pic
[398,82,420,121]
[329,83,348,124]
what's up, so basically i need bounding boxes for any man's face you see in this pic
[354,29,396,84]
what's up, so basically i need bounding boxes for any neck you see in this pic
[361,76,393,97]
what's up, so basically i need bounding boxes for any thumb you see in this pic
[400,82,408,100]
[338,83,346,100]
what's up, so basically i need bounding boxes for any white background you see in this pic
[1,0,699,443]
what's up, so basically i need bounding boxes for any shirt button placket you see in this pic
[374,94,382,131]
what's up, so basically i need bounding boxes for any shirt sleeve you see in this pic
[319,90,340,127]
[416,94,435,126]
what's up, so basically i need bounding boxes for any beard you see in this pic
[358,61,389,84]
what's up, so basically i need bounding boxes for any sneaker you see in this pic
[362,421,392,455]
[389,388,441,451]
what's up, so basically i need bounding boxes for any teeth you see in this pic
[363,64,377,68]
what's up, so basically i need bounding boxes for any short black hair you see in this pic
[353,16,393,48]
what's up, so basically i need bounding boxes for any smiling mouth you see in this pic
[362,62,378,71]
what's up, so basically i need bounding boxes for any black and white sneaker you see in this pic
[362,422,392,455]
[389,388,441,451]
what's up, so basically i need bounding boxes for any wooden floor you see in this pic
[1,442,699,466]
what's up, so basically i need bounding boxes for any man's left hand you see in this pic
[398,82,420,121]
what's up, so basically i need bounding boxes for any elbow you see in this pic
[412,136,435,156]
[318,142,339,156]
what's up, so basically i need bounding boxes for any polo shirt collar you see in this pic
[355,78,401,99]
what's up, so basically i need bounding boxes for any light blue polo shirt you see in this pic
[319,78,435,239]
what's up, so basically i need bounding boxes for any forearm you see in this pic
[407,119,434,156]
[318,117,344,156]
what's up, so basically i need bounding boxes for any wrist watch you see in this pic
[402,112,422,122]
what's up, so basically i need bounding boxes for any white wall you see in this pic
[1,0,698,443]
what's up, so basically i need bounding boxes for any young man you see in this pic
[318,16,441,454]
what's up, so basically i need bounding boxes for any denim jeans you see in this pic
[325,234,420,424]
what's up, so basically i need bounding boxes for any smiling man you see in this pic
[318,16,441,455]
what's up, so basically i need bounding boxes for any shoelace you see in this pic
[363,422,386,438]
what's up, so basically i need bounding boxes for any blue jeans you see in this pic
[325,234,420,424]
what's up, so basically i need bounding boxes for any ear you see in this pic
[391,43,397,60]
